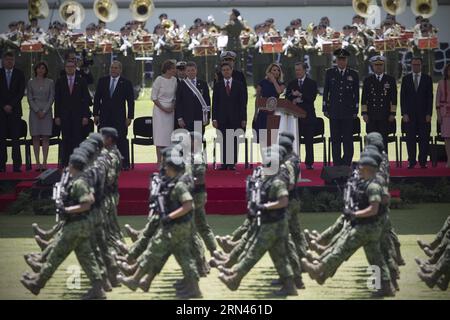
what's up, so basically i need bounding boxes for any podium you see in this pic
[256,97,307,145]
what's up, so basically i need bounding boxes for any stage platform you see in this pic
[1,162,449,215]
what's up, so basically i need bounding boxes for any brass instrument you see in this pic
[382,0,407,16]
[94,0,118,23]
[130,0,154,22]
[28,0,49,20]
[59,1,85,29]
[161,19,174,31]
[352,0,377,18]
[411,0,437,19]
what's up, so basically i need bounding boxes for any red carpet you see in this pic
[1,162,450,215]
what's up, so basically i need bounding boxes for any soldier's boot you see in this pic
[124,224,139,243]
[115,240,129,255]
[102,275,113,292]
[118,261,138,276]
[301,258,326,285]
[217,265,234,276]
[213,250,229,261]
[20,273,46,296]
[294,275,306,289]
[391,276,400,291]
[117,266,147,292]
[108,266,121,288]
[414,257,428,267]
[418,270,442,289]
[394,242,406,266]
[419,263,435,274]
[310,240,326,254]
[273,277,298,296]
[423,247,434,258]
[217,238,236,254]
[34,236,50,251]
[372,280,396,298]
[26,257,42,273]
[218,272,242,291]
[173,278,187,290]
[305,250,317,263]
[304,229,317,245]
[270,278,282,286]
[417,239,431,251]
[81,280,107,300]
[138,272,156,293]
[436,274,449,291]
[176,278,202,299]
[24,253,42,265]
[32,223,54,241]
[209,257,225,268]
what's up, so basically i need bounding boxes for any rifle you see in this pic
[52,168,70,222]
[342,167,360,220]
[148,173,165,218]
[247,166,263,227]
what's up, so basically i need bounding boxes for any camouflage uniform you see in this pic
[39,177,102,285]
[319,179,392,283]
[138,174,199,282]
[231,175,293,280]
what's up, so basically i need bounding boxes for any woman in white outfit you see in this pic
[151,59,177,163]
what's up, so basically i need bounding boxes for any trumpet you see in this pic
[94,0,118,23]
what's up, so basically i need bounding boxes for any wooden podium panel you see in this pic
[256,97,307,119]
[262,43,283,54]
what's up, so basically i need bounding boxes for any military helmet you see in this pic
[360,150,382,166]
[100,127,118,140]
[366,132,384,152]
[278,136,293,153]
[88,133,104,149]
[358,156,379,168]
[69,153,88,170]
[79,141,97,160]
[279,131,295,143]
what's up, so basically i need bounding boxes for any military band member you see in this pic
[251,23,272,87]
[280,26,304,85]
[361,55,397,151]
[307,25,332,91]
[223,9,245,70]
[323,48,359,166]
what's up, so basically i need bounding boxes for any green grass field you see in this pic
[4,84,441,166]
[0,203,449,300]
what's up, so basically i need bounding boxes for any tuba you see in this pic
[161,19,174,31]
[29,0,49,20]
[59,1,85,29]
[94,0,118,23]
[130,0,154,22]
[352,0,377,18]
[411,0,437,19]
[382,0,407,16]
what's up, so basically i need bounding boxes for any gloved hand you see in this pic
[161,215,172,226]
[255,204,266,212]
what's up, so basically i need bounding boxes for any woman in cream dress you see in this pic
[151,60,178,163]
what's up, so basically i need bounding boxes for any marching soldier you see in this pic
[21,153,106,300]
[361,55,397,151]
[323,48,359,166]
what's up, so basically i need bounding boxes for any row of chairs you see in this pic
[4,116,445,170]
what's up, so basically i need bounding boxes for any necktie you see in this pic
[68,77,74,94]
[191,79,196,86]
[341,70,344,77]
[298,79,303,89]
[110,78,116,97]
[226,80,231,95]
[378,75,381,82]
[414,74,420,91]
[6,70,12,90]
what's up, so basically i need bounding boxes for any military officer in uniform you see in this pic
[361,55,397,151]
[323,48,359,166]
[223,9,245,71]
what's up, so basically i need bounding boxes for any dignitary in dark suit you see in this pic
[214,51,248,108]
[175,61,211,134]
[400,57,433,168]
[0,51,25,172]
[323,49,359,166]
[286,62,318,169]
[212,62,247,170]
[54,60,91,166]
[361,55,397,151]
[94,61,135,169]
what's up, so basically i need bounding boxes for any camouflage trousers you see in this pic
[233,218,294,280]
[194,192,217,253]
[435,243,450,275]
[318,214,346,246]
[139,221,199,281]
[103,194,125,254]
[428,230,450,265]
[430,216,450,249]
[380,216,401,279]
[39,219,102,285]
[230,218,252,242]
[128,214,160,261]
[321,215,391,282]
[287,198,309,259]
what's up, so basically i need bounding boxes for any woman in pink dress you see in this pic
[436,64,450,167]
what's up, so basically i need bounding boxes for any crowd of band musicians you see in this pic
[1,8,450,173]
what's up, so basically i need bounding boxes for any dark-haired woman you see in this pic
[27,62,54,171]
